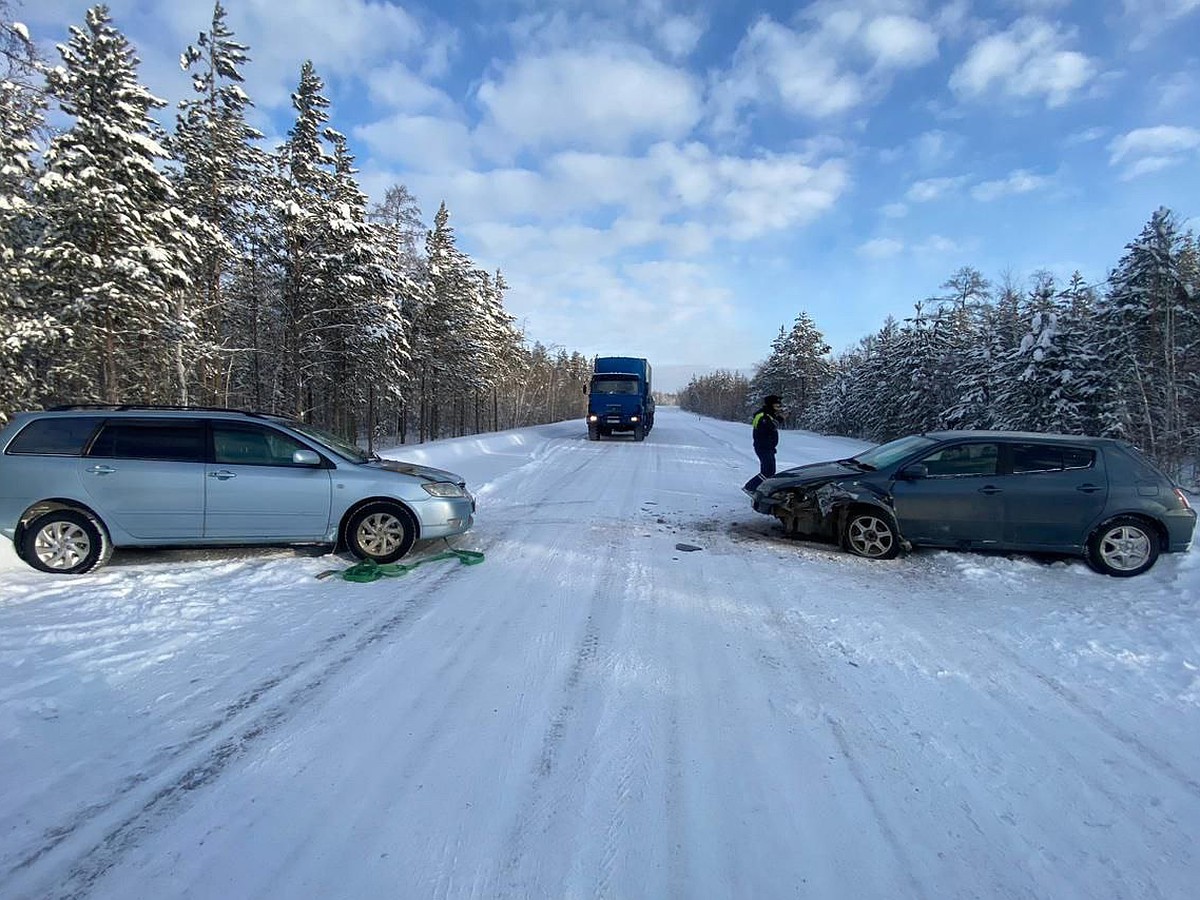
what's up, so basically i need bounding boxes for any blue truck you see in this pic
[586,357,654,441]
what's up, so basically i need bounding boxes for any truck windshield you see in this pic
[592,377,639,394]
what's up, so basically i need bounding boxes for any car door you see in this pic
[204,423,333,540]
[79,418,207,539]
[1000,442,1108,550]
[891,441,1004,547]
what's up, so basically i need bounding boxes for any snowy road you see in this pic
[2,407,1198,899]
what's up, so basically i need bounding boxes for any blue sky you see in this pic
[18,0,1200,390]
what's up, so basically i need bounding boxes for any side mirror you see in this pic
[292,449,322,466]
[899,463,929,480]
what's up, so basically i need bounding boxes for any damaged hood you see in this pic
[369,459,464,484]
[763,460,861,490]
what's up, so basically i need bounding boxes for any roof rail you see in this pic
[47,404,274,418]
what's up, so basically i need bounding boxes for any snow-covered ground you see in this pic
[1,406,1197,899]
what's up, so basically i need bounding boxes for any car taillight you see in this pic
[1174,488,1193,510]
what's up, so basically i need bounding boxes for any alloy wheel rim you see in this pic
[357,512,405,556]
[1099,526,1151,571]
[35,521,91,570]
[849,516,893,557]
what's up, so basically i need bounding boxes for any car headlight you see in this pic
[422,482,467,498]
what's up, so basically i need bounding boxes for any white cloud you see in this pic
[366,63,456,115]
[914,234,962,255]
[354,114,474,172]
[475,46,702,156]
[950,17,1097,108]
[863,15,939,69]
[712,4,941,131]
[970,169,1051,201]
[1108,125,1200,179]
[656,14,705,58]
[858,237,905,258]
[881,202,909,218]
[1122,1,1200,47]
[1063,126,1107,146]
[906,175,969,202]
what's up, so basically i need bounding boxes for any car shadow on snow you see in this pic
[723,517,1082,573]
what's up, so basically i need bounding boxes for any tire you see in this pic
[20,509,112,574]
[633,423,645,442]
[345,502,417,563]
[588,423,599,441]
[1087,516,1159,577]
[842,509,900,560]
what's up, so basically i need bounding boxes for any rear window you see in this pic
[1011,444,1095,474]
[6,417,103,456]
[87,420,206,462]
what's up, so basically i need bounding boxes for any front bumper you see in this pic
[413,493,476,539]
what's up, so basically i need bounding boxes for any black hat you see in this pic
[764,394,782,406]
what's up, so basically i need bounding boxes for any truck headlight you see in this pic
[588,414,598,422]
[423,482,467,498]
[630,416,639,422]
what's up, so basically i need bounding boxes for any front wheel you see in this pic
[20,509,112,574]
[842,510,899,560]
[633,423,645,441]
[1087,516,1159,577]
[345,502,417,563]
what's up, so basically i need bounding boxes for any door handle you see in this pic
[208,470,237,481]
[978,485,1002,495]
[1076,484,1102,493]
[85,464,116,476]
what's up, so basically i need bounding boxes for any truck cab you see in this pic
[586,357,654,441]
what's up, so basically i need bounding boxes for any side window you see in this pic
[919,443,999,477]
[6,417,102,456]
[1061,447,1095,471]
[213,424,314,467]
[88,420,206,462]
[1011,444,1096,474]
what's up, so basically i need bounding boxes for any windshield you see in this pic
[286,420,370,463]
[592,376,639,395]
[851,434,938,470]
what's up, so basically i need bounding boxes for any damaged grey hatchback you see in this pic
[749,430,1196,577]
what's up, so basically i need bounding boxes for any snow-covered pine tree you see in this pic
[170,0,272,405]
[0,11,55,419]
[1094,207,1196,475]
[33,5,198,403]
[320,128,411,446]
[274,59,339,419]
[368,182,428,443]
[423,201,486,438]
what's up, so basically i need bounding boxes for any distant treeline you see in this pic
[0,3,589,446]
[680,208,1199,484]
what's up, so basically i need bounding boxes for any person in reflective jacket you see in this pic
[742,394,783,495]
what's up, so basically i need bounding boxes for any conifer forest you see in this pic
[1,4,1196,482]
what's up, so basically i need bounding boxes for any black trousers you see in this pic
[742,449,776,493]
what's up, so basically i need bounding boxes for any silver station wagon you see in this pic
[0,406,475,574]
[750,430,1196,577]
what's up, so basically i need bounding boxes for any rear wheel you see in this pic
[345,502,417,563]
[842,509,899,560]
[20,509,112,574]
[1087,516,1159,577]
